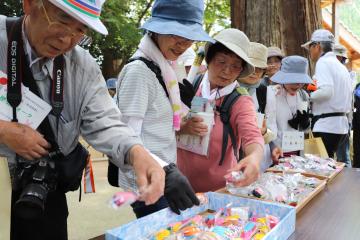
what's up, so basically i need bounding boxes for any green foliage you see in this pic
[203,0,231,35]
[0,0,23,16]
[339,0,360,38]
[86,0,149,65]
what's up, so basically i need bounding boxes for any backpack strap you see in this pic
[217,87,249,165]
[127,57,169,98]
[192,74,204,93]
[256,84,267,114]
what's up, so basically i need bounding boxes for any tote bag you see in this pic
[0,157,11,240]
[304,131,329,158]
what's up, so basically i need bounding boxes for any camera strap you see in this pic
[6,17,64,149]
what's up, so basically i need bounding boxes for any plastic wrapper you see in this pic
[109,192,138,209]
[148,204,278,240]
[273,154,339,176]
[226,172,321,206]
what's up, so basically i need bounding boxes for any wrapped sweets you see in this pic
[150,201,279,240]
[226,172,321,206]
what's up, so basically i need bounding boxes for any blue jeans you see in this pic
[336,132,352,168]
[130,196,168,218]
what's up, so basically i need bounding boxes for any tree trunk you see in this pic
[231,0,321,58]
[279,0,322,56]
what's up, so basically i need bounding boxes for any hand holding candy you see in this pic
[110,192,138,209]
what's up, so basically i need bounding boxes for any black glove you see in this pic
[288,112,300,130]
[288,110,310,130]
[179,79,195,108]
[297,110,310,130]
[163,163,199,214]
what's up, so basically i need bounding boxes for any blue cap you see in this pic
[141,0,213,43]
[106,78,117,89]
[270,56,312,84]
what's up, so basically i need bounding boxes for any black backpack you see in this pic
[192,75,248,165]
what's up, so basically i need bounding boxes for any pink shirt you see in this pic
[177,93,264,192]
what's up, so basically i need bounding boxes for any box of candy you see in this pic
[266,154,345,182]
[223,172,326,213]
[105,192,295,240]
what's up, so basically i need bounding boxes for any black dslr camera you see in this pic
[14,150,62,220]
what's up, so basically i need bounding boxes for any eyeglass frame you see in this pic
[40,0,92,45]
[212,55,244,74]
[169,35,194,48]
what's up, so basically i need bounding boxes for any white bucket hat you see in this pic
[48,0,108,35]
[249,42,268,69]
[204,28,255,78]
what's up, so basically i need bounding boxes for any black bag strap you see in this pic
[192,74,204,93]
[127,57,169,98]
[217,88,245,165]
[311,112,346,130]
[256,84,267,114]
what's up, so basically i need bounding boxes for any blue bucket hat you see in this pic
[106,78,117,89]
[141,0,213,42]
[270,56,312,84]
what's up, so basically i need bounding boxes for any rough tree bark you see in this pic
[231,0,321,58]
[231,0,282,47]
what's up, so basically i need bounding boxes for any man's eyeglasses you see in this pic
[309,42,319,48]
[41,0,92,46]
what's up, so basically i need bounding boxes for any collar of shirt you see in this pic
[321,51,335,59]
[201,71,239,101]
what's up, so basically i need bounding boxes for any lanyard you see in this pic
[6,17,64,123]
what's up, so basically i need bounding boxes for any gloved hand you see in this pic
[179,79,195,108]
[288,110,310,130]
[288,113,300,130]
[297,110,310,130]
[163,163,199,214]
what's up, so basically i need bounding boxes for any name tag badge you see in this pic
[281,131,304,152]
[0,72,52,129]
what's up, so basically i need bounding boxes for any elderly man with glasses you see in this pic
[0,0,166,239]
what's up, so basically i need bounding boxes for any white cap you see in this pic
[301,29,334,49]
[48,0,108,35]
[333,44,348,58]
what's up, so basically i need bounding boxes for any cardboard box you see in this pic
[106,192,296,240]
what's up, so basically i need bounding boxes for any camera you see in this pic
[14,150,61,220]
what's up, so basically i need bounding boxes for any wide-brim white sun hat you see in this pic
[141,0,213,42]
[48,0,108,35]
[204,28,255,78]
[270,55,312,84]
[249,42,268,69]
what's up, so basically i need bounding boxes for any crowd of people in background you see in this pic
[1,0,359,239]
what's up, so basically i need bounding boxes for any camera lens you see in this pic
[15,183,48,219]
